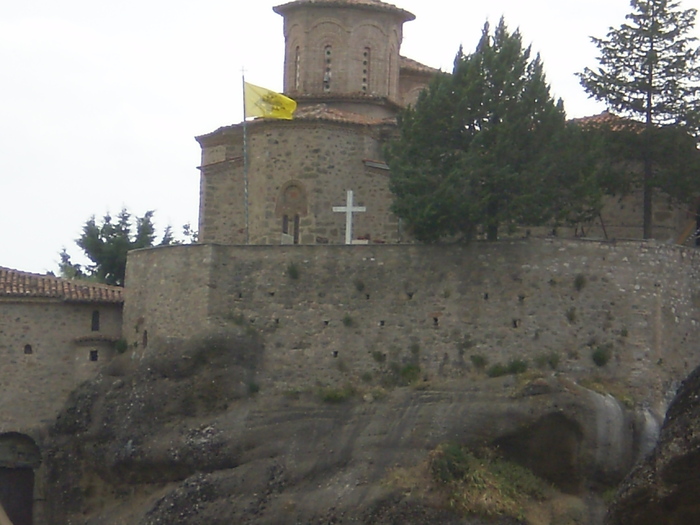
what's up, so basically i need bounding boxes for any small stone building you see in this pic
[196,0,437,246]
[0,268,123,525]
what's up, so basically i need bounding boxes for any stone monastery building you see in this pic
[196,0,437,246]
[0,1,698,523]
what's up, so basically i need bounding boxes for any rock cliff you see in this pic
[606,363,700,524]
[44,330,660,524]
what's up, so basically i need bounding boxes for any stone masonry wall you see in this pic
[0,300,121,434]
[198,120,401,246]
[280,5,406,100]
[124,239,700,407]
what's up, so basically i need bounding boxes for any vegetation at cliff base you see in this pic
[388,443,549,521]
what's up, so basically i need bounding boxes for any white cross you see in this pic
[332,190,367,245]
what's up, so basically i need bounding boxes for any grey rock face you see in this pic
[606,364,700,525]
[44,333,654,524]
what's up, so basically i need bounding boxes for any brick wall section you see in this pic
[0,300,121,434]
[124,239,700,405]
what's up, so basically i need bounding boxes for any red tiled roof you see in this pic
[0,267,124,304]
[400,55,440,75]
[274,0,415,21]
[571,111,644,132]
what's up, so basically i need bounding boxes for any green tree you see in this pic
[578,0,700,238]
[60,209,195,286]
[387,19,599,241]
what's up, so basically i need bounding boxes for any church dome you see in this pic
[273,0,415,22]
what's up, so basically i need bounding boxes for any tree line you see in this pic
[387,0,700,242]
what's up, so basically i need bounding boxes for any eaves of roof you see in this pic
[0,267,124,304]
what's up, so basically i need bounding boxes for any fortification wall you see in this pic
[124,239,700,404]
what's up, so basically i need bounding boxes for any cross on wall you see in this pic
[332,190,368,245]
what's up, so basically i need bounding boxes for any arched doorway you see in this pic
[0,433,41,525]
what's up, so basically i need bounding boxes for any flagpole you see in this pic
[242,71,250,245]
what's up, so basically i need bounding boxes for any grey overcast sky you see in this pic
[2,0,698,274]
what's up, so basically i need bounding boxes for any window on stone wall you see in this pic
[90,350,98,362]
[295,46,301,90]
[323,45,332,92]
[362,47,371,92]
[282,215,289,234]
[91,310,100,332]
[294,214,300,244]
[142,330,148,348]
[23,344,32,355]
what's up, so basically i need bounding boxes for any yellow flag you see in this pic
[244,82,297,120]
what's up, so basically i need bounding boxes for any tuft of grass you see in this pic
[534,352,560,370]
[574,273,587,291]
[342,314,354,327]
[371,350,386,363]
[287,262,300,280]
[429,444,548,519]
[318,384,357,403]
[470,354,488,370]
[409,342,421,357]
[114,339,129,353]
[592,343,613,367]
[400,363,422,384]
[354,278,365,292]
[487,359,528,378]
[565,306,577,324]
[248,382,260,395]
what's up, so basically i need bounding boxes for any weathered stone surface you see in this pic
[606,364,700,525]
[44,330,656,524]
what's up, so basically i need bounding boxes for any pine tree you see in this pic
[387,19,599,241]
[579,0,700,238]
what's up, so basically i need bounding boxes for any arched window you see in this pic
[323,45,332,92]
[91,310,100,332]
[362,47,371,92]
[294,46,301,90]
[23,344,33,355]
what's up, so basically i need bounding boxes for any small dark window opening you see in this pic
[91,310,100,332]
[142,330,148,348]
[293,214,300,244]
[282,215,289,234]
[332,350,339,358]
[24,344,33,355]
[90,350,99,362]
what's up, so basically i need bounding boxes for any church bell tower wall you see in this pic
[275,1,414,102]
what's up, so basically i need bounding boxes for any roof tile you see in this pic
[0,267,124,304]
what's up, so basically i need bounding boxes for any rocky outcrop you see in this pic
[44,331,658,524]
[606,364,700,524]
